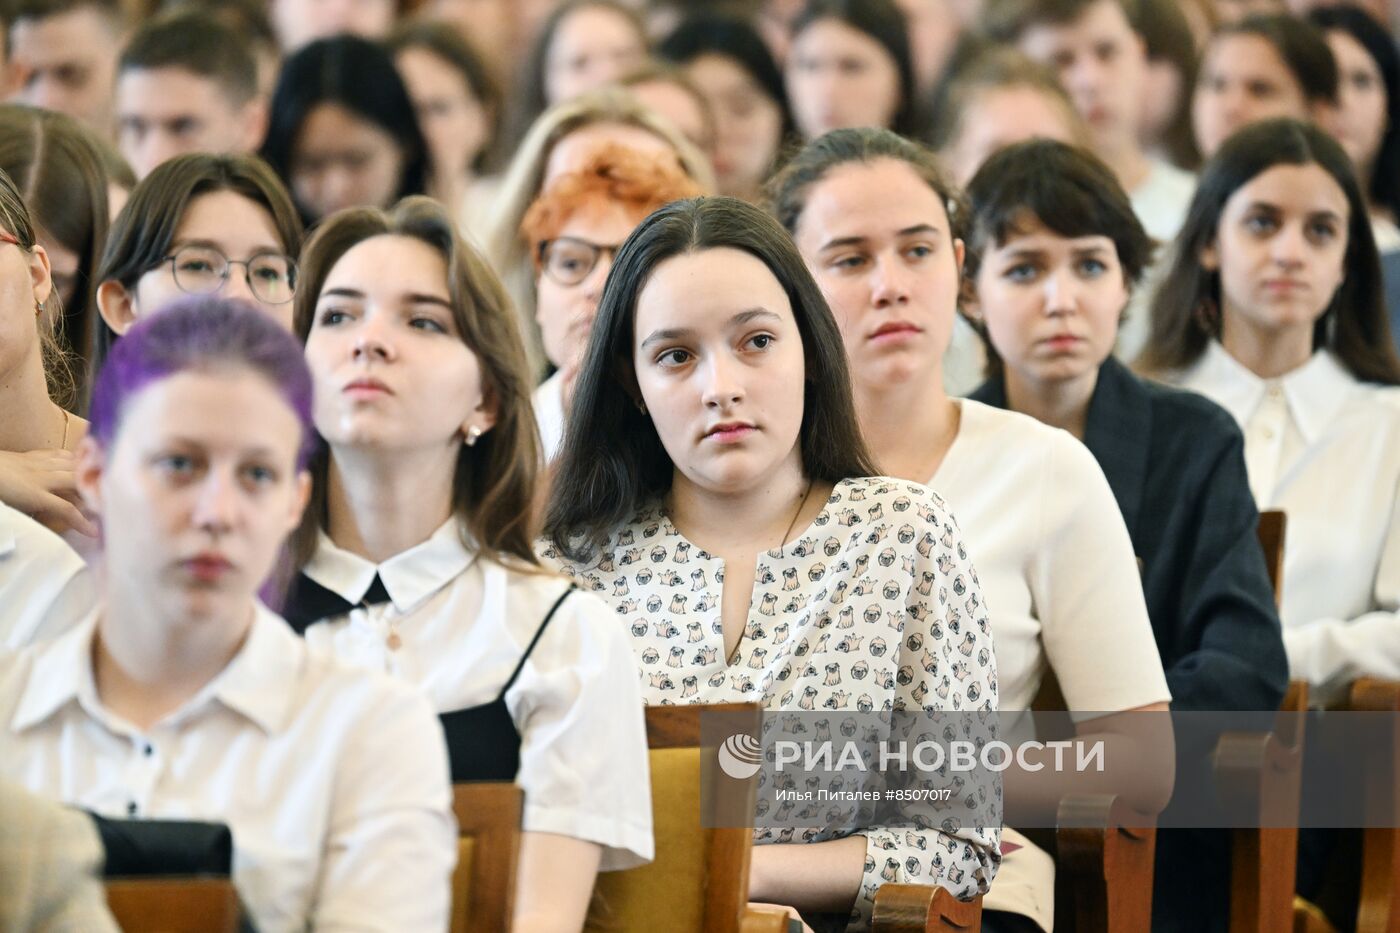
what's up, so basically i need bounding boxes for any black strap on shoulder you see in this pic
[498,583,576,697]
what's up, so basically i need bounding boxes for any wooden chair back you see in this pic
[1346,679,1400,933]
[105,877,239,933]
[450,782,524,933]
[584,702,762,933]
[1257,510,1287,607]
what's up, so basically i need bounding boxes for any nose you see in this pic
[1270,223,1308,268]
[352,313,395,362]
[220,263,259,305]
[700,351,744,410]
[1042,267,1079,316]
[191,469,238,535]
[871,254,913,309]
[581,252,614,303]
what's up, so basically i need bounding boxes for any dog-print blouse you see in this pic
[542,475,999,930]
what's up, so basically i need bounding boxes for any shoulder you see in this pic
[0,503,85,575]
[537,502,669,578]
[1140,376,1244,445]
[823,475,959,526]
[959,399,1100,479]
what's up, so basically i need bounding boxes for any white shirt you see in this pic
[302,520,653,871]
[1174,342,1400,702]
[542,475,1000,929]
[933,401,1171,930]
[532,372,566,462]
[0,503,94,650]
[1118,160,1197,362]
[1374,215,1400,255]
[0,605,455,933]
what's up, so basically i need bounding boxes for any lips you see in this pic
[1038,334,1085,351]
[869,321,922,343]
[184,553,234,583]
[704,421,756,443]
[343,375,392,397]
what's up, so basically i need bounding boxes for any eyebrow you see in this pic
[317,287,453,309]
[639,308,782,349]
[819,224,941,252]
[170,237,284,254]
[162,437,282,460]
[1242,202,1344,222]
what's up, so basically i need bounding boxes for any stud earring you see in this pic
[465,425,482,446]
[34,299,42,318]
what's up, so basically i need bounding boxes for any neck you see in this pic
[667,453,809,554]
[0,353,65,451]
[853,366,960,482]
[1004,367,1098,440]
[1220,312,1315,379]
[93,591,254,731]
[325,444,458,563]
[1097,137,1152,194]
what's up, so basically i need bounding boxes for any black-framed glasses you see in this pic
[538,236,622,287]
[162,245,298,305]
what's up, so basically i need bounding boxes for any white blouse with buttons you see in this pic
[542,475,999,929]
[0,604,456,933]
[300,520,654,871]
[1173,342,1400,702]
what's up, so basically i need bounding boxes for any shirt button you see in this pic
[127,801,138,816]
[1261,428,1275,440]
[143,743,154,757]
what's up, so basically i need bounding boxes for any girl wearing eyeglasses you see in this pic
[522,143,701,459]
[94,153,304,367]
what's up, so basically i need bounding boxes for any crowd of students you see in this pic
[0,0,1397,931]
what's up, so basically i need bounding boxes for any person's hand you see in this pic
[0,448,98,537]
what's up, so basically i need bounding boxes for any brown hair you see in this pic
[0,104,109,408]
[291,196,544,569]
[0,163,73,408]
[928,46,1088,152]
[520,142,704,268]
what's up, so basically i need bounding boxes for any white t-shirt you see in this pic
[0,605,455,933]
[301,520,653,871]
[532,372,566,462]
[543,475,1000,930]
[931,400,1172,930]
[1173,342,1400,702]
[0,502,93,650]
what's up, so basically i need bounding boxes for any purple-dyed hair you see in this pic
[89,296,317,468]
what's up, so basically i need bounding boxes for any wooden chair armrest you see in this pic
[1054,795,1157,933]
[741,906,797,933]
[872,884,983,932]
[1346,679,1400,933]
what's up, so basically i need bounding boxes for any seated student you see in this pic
[484,87,715,376]
[95,153,302,354]
[960,138,1287,933]
[281,197,652,933]
[7,0,125,135]
[259,36,428,226]
[115,11,268,180]
[541,195,999,929]
[521,144,701,459]
[1191,14,1338,159]
[0,104,112,393]
[0,298,455,932]
[928,48,1090,392]
[161,0,282,103]
[769,128,1174,933]
[1140,118,1400,704]
[0,164,95,547]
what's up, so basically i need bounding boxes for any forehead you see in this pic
[118,67,231,110]
[296,103,396,153]
[555,197,646,243]
[322,233,449,293]
[553,5,638,48]
[12,7,111,51]
[798,159,949,241]
[794,18,889,60]
[634,246,793,334]
[115,368,301,458]
[988,213,1118,252]
[173,190,285,252]
[1224,162,1349,215]
[1205,34,1291,78]
[966,86,1078,139]
[1020,0,1135,50]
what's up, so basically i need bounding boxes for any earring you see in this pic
[34,299,42,318]
[465,425,482,447]
[636,400,647,415]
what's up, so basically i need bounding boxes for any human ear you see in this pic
[97,279,139,335]
[25,242,53,308]
[1199,240,1220,272]
[286,470,312,534]
[74,436,106,517]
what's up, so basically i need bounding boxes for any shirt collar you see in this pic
[303,518,477,613]
[10,604,302,736]
[1185,341,1356,444]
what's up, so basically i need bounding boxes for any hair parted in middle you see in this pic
[291,196,543,571]
[544,195,876,563]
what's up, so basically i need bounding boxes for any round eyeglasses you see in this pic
[162,245,298,305]
[538,236,622,287]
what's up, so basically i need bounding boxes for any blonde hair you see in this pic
[482,87,716,377]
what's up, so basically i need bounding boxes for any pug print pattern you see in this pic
[542,476,999,930]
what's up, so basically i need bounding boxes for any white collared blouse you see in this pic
[0,605,455,933]
[0,502,94,650]
[1173,342,1400,701]
[541,475,999,929]
[301,520,653,871]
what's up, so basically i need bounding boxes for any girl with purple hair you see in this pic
[0,297,456,932]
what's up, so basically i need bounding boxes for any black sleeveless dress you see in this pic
[283,572,575,782]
